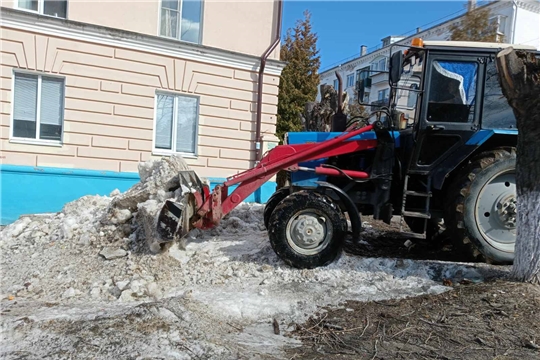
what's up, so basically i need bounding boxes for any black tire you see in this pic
[268,191,347,269]
[444,147,517,264]
[263,188,290,229]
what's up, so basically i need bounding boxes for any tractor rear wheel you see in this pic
[263,188,290,229]
[445,147,517,264]
[268,191,347,269]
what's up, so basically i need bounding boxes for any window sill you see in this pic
[9,138,63,147]
[15,7,67,20]
[158,34,200,46]
[152,150,198,159]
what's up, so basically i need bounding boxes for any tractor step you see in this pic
[406,169,430,175]
[402,211,431,219]
[405,190,432,197]
[399,232,427,240]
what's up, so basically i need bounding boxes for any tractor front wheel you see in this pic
[445,148,517,264]
[268,191,347,269]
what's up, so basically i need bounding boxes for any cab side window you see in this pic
[482,61,516,129]
[427,60,479,123]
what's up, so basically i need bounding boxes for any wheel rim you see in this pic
[285,209,333,256]
[475,170,516,252]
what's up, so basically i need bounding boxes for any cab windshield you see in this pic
[393,56,423,127]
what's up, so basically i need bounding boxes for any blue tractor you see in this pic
[157,39,538,269]
[263,39,538,268]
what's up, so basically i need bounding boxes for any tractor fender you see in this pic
[315,181,362,242]
[433,130,517,190]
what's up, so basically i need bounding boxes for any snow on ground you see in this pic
[0,157,494,359]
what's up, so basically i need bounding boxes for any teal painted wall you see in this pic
[0,165,276,225]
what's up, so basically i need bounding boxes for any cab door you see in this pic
[409,52,485,173]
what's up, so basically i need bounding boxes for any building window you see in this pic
[160,0,203,44]
[489,15,507,42]
[370,58,388,76]
[347,74,355,88]
[12,72,65,143]
[17,0,67,18]
[154,92,199,155]
[363,91,370,103]
[357,66,370,81]
[378,58,387,72]
[333,79,339,90]
[378,88,389,101]
[407,84,419,108]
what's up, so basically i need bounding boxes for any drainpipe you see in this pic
[511,0,518,43]
[255,0,283,161]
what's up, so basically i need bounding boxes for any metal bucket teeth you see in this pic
[156,170,205,243]
[156,199,185,242]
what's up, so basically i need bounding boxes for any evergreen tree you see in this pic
[449,4,500,42]
[276,10,321,142]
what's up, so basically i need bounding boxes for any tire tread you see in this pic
[444,147,516,264]
[268,191,347,269]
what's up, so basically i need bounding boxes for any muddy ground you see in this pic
[2,210,537,360]
[286,281,540,360]
[286,217,540,360]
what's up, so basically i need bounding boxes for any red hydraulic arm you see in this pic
[194,124,376,228]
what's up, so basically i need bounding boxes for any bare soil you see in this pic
[345,216,467,263]
[286,280,540,360]
[286,217,540,360]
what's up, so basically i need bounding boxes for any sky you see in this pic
[281,0,473,70]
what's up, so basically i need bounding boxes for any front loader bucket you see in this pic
[156,170,205,243]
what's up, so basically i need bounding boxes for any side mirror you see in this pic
[389,51,403,85]
[356,79,365,102]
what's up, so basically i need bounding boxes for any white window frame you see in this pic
[10,69,65,147]
[363,92,370,103]
[378,88,389,101]
[378,58,387,72]
[407,83,419,108]
[489,15,507,41]
[333,79,339,90]
[152,91,200,158]
[346,74,355,88]
[371,57,388,75]
[158,0,204,44]
[357,66,370,81]
[15,0,68,19]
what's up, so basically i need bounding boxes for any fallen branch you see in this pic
[391,325,414,339]
[370,339,379,360]
[360,316,371,337]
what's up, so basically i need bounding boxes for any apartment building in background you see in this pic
[0,0,285,224]
[319,0,540,119]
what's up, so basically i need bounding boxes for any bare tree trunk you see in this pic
[496,47,540,284]
[300,84,345,132]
